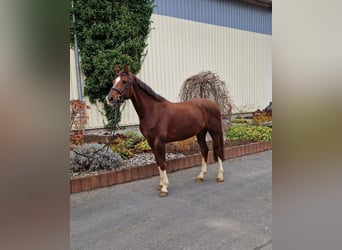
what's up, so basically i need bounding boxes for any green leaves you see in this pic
[227,124,272,142]
[70,0,154,126]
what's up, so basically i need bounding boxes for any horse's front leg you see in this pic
[158,165,169,197]
[152,140,169,197]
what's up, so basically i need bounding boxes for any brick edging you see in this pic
[70,141,272,194]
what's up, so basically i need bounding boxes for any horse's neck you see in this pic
[130,83,161,122]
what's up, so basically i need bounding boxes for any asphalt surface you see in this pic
[70,150,272,250]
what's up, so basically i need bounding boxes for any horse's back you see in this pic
[186,98,221,116]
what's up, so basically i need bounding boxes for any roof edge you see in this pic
[240,0,272,9]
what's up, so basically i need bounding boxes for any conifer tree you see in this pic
[70,0,154,127]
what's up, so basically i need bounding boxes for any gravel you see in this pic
[70,152,185,178]
[121,152,185,167]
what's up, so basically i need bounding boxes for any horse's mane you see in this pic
[136,77,166,102]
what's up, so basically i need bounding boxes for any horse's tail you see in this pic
[219,126,225,161]
[222,133,225,161]
[206,100,225,162]
[213,124,225,162]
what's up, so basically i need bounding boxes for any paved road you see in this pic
[71,150,272,250]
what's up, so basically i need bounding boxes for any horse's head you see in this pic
[106,65,133,106]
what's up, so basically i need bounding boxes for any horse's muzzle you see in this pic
[106,95,115,106]
[106,95,123,106]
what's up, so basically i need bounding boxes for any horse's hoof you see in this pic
[156,185,162,191]
[159,191,168,197]
[195,177,204,182]
[216,178,224,183]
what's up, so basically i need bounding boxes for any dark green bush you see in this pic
[70,0,154,127]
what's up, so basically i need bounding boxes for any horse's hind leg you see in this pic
[195,129,208,182]
[208,129,225,182]
[216,156,224,183]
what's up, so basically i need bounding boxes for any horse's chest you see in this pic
[140,122,164,140]
[139,124,154,139]
[139,125,148,138]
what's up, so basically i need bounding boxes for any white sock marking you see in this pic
[158,166,163,186]
[160,169,169,193]
[217,157,224,180]
[197,158,207,179]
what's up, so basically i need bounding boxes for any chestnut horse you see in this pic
[106,65,225,197]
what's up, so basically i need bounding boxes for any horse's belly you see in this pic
[166,121,203,142]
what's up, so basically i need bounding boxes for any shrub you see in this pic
[70,143,123,172]
[70,100,90,147]
[110,136,134,159]
[227,125,272,142]
[252,110,272,126]
[179,71,233,131]
[70,0,154,127]
[122,130,145,149]
[134,140,151,152]
[170,137,197,153]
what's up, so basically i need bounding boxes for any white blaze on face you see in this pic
[113,76,121,88]
[106,76,122,105]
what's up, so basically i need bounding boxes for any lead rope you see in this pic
[73,101,126,158]
[104,101,126,153]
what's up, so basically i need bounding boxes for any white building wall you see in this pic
[70,49,108,129]
[138,14,272,112]
[70,13,271,128]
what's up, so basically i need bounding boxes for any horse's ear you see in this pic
[114,66,120,74]
[123,64,129,74]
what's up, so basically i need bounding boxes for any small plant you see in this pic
[110,136,134,159]
[134,140,151,152]
[70,100,90,148]
[70,143,123,172]
[122,130,145,149]
[227,125,272,142]
[170,137,197,152]
[252,110,272,126]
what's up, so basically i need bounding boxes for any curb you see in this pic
[70,141,272,194]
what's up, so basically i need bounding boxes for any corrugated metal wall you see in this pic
[70,0,272,128]
[153,0,271,35]
[70,50,108,129]
[138,13,272,110]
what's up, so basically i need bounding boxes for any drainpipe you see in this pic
[71,0,83,101]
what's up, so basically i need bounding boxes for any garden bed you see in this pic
[70,134,254,179]
[70,115,272,194]
[70,140,272,194]
[82,134,254,155]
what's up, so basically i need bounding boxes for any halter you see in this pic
[111,75,131,103]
